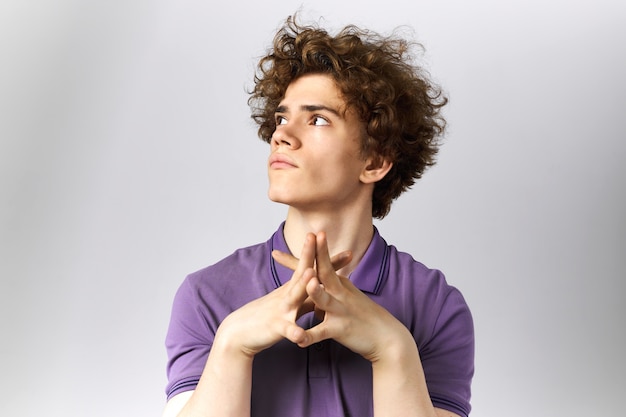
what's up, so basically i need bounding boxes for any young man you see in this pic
[163,16,474,417]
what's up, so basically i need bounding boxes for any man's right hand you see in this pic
[213,233,319,357]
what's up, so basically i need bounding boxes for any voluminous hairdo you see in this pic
[249,15,448,218]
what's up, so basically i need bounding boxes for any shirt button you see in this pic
[314,342,325,351]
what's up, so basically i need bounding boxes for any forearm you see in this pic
[177,330,254,417]
[371,327,437,417]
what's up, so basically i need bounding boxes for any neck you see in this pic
[283,204,375,276]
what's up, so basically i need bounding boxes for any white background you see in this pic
[1,1,624,416]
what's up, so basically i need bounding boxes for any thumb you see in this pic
[297,322,331,348]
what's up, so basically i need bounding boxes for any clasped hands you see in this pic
[217,232,404,363]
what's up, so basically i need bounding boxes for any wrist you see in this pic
[370,324,419,366]
[213,317,257,361]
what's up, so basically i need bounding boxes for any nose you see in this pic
[271,125,301,149]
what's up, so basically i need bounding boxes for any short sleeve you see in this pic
[421,287,475,416]
[164,276,214,400]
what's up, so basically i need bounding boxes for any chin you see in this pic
[267,189,290,205]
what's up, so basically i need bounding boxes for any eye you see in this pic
[275,115,287,125]
[312,115,329,126]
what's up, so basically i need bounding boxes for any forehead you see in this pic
[281,73,346,109]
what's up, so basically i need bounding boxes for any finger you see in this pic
[272,249,353,272]
[330,250,353,271]
[306,277,337,313]
[271,250,299,271]
[315,232,342,290]
[284,323,308,345]
[286,267,316,306]
[313,304,326,321]
[297,321,331,348]
[291,233,316,278]
[296,297,316,319]
[280,234,317,309]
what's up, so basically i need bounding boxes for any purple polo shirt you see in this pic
[165,224,474,416]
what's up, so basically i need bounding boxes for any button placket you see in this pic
[308,340,330,378]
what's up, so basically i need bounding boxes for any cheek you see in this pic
[316,157,364,185]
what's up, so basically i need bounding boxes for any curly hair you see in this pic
[249,16,448,218]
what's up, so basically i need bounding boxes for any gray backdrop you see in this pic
[1,1,624,416]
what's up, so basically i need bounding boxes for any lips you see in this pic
[269,153,298,169]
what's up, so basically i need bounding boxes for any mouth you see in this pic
[269,153,298,169]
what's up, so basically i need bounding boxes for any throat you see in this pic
[283,208,375,272]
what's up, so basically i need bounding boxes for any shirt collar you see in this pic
[269,222,389,295]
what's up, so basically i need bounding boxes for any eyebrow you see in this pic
[275,104,342,117]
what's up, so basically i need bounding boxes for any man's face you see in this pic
[267,73,371,214]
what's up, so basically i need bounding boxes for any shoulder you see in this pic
[386,244,455,295]
[382,244,472,337]
[173,239,274,315]
[185,240,271,287]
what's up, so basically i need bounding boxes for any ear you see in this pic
[360,155,393,184]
